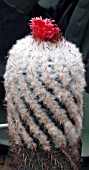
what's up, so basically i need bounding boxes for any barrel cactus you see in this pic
[4,17,85,170]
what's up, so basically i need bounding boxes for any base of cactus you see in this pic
[9,140,81,170]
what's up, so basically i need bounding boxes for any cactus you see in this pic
[4,17,85,170]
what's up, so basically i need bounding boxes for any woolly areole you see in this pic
[4,17,85,170]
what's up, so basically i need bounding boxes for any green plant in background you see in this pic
[81,92,89,157]
[4,17,85,170]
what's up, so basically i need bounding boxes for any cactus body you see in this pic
[4,31,85,169]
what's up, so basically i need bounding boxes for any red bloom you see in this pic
[30,16,61,42]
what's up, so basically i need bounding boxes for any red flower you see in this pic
[30,16,62,42]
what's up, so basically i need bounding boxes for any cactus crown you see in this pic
[29,16,62,42]
[4,17,85,170]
